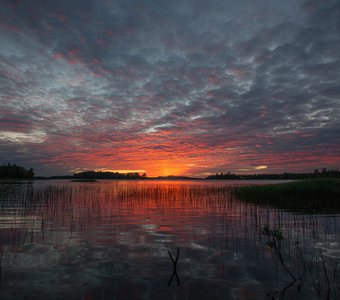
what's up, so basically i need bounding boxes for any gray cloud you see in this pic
[0,0,339,176]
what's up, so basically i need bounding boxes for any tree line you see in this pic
[73,171,147,180]
[0,163,35,179]
[206,168,340,180]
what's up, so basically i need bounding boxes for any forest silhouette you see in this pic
[0,163,34,179]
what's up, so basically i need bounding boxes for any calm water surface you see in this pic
[1,180,340,299]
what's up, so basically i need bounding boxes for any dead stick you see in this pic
[168,248,180,286]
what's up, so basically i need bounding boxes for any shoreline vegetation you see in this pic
[33,168,340,181]
[0,163,34,179]
[206,168,340,180]
[1,163,340,213]
[234,178,340,213]
[1,164,340,181]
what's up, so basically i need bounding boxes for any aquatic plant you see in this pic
[262,226,296,282]
[234,178,340,213]
[262,226,340,299]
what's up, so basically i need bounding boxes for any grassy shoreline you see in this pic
[234,178,340,213]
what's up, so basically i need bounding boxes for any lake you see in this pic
[1,180,340,299]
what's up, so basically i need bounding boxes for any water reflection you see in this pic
[0,180,340,299]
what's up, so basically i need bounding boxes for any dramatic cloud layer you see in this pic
[1,0,340,176]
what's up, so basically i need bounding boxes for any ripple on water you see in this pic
[2,244,58,270]
[231,278,264,300]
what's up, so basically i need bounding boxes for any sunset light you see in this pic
[94,169,147,175]
[0,0,339,177]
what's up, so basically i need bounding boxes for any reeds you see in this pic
[234,178,340,213]
[262,225,340,299]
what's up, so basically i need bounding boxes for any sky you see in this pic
[0,0,340,177]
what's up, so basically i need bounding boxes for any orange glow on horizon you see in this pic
[146,159,191,177]
[57,135,340,178]
[95,169,146,174]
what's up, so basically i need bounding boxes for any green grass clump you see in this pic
[234,178,340,213]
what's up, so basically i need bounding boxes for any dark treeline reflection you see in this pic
[1,181,340,299]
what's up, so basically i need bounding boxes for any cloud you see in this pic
[0,131,46,144]
[255,165,268,170]
[0,0,339,176]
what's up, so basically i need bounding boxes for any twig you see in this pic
[168,248,180,286]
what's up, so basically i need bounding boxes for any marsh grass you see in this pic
[0,183,236,239]
[234,178,340,213]
[262,226,340,299]
[117,184,233,203]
